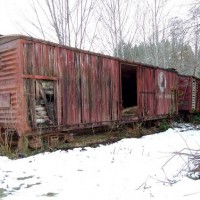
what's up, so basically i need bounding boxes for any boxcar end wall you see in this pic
[179,75,200,113]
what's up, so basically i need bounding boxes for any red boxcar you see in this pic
[0,35,120,136]
[0,35,179,147]
[178,75,200,113]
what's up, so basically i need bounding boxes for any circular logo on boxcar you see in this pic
[158,72,166,93]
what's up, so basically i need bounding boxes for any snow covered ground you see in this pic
[0,125,200,200]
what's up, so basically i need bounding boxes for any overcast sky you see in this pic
[0,0,194,37]
[0,0,30,35]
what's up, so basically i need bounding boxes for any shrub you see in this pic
[191,114,200,125]
[158,119,172,132]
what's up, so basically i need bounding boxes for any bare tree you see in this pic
[189,4,200,76]
[169,18,186,69]
[139,0,171,67]
[96,0,139,57]
[20,0,97,49]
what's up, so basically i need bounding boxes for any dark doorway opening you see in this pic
[121,64,137,115]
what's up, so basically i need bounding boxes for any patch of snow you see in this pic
[0,126,200,200]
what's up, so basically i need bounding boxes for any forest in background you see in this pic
[18,0,200,77]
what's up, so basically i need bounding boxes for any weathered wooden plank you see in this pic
[29,79,36,128]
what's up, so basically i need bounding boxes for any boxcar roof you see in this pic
[178,73,200,80]
[0,34,178,74]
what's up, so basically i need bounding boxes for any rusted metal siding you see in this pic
[0,40,19,129]
[178,75,200,113]
[61,49,120,127]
